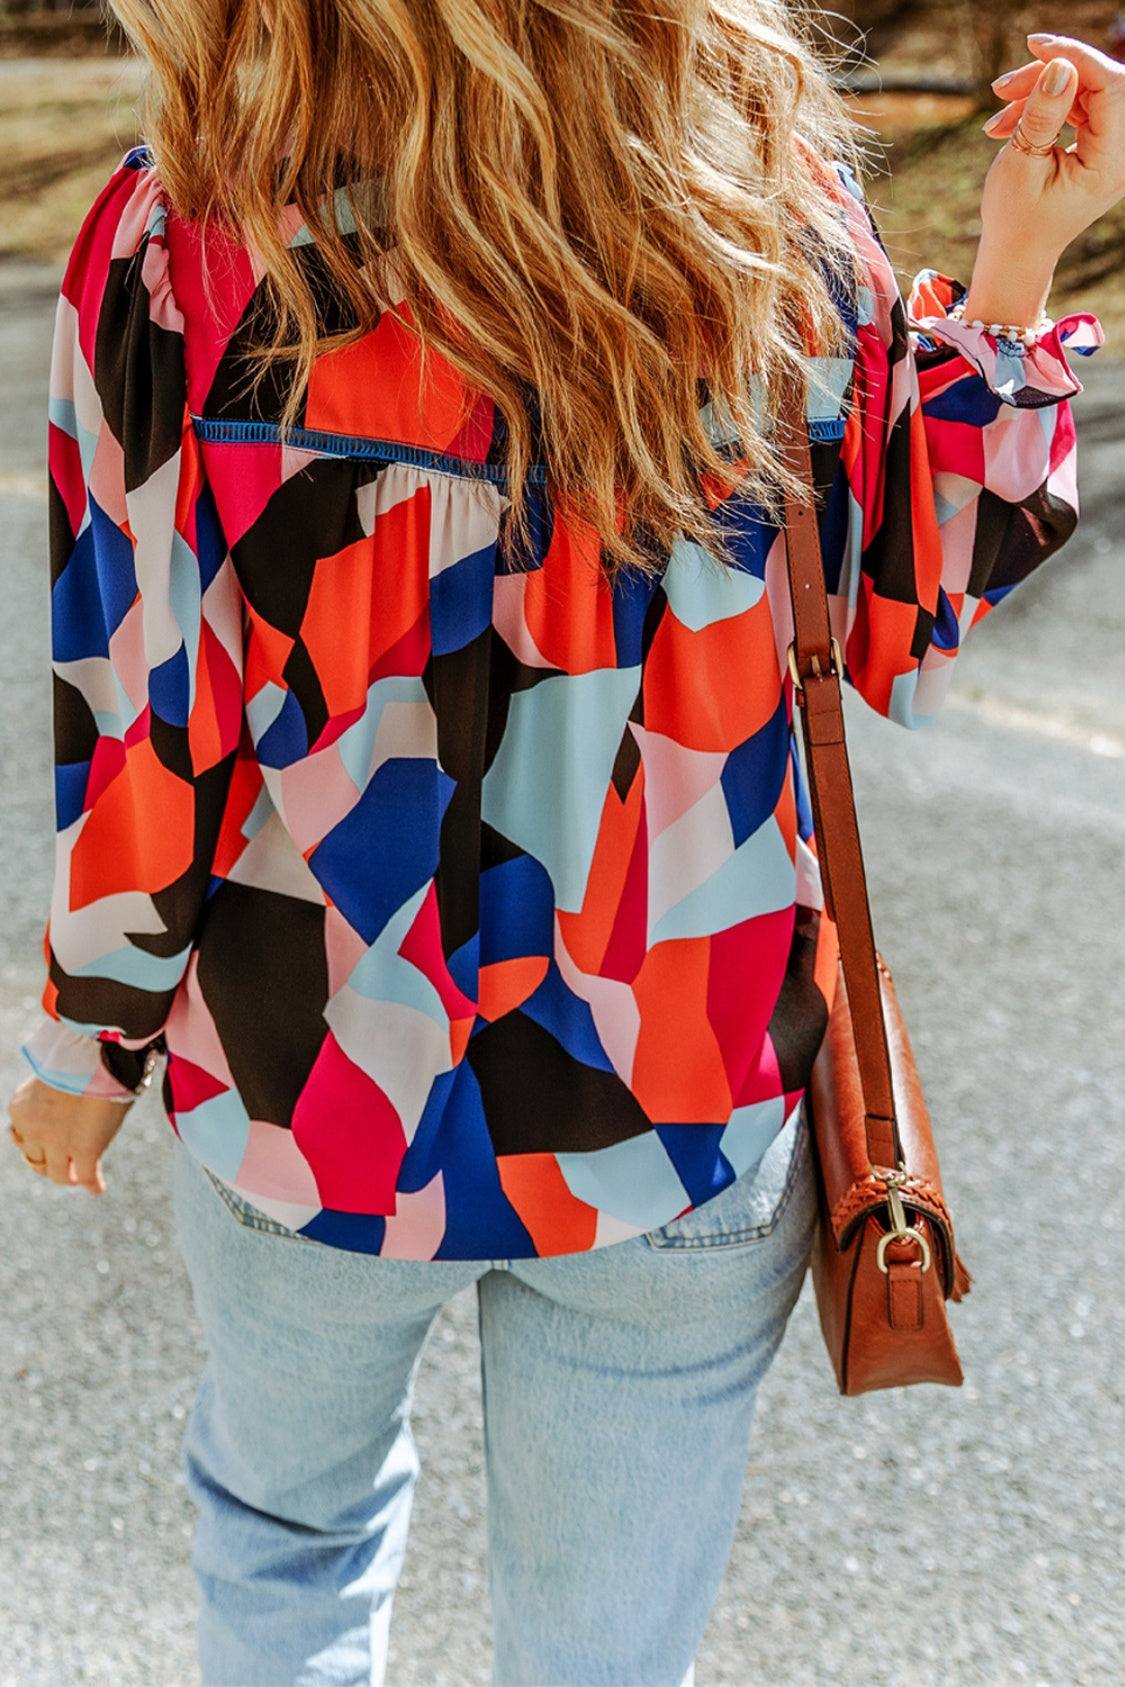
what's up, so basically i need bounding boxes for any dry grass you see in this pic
[0,58,142,264]
[3,51,1124,345]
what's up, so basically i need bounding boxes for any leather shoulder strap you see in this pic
[775,372,902,1172]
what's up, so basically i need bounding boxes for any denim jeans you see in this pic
[171,1105,816,1687]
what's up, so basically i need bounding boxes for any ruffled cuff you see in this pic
[908,271,1104,407]
[21,1019,159,1102]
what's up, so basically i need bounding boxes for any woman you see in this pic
[7,4,1124,1682]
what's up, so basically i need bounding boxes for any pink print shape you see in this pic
[291,1033,408,1214]
[198,439,284,550]
[235,1118,322,1208]
[443,395,496,464]
[398,882,477,1021]
[708,907,795,1099]
[164,953,239,1091]
[731,1031,784,1110]
[50,424,87,544]
[83,735,126,812]
[632,724,726,842]
[491,575,555,669]
[323,905,370,1000]
[379,1173,448,1260]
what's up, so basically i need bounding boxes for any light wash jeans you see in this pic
[171,1107,816,1687]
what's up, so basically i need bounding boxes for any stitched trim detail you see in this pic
[191,413,845,483]
[190,416,548,486]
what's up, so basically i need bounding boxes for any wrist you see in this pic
[963,243,1055,333]
[99,1038,162,1096]
[947,301,1054,348]
[961,282,1053,334]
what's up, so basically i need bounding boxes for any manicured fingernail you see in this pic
[992,70,1016,90]
[982,110,1006,133]
[1043,59,1072,95]
[1028,33,1056,42]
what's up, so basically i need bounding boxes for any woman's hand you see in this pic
[965,34,1125,328]
[6,1076,133,1193]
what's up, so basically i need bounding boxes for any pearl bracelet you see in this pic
[947,301,1054,348]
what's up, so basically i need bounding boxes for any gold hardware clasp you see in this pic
[787,636,844,694]
[876,1226,932,1275]
[875,1171,932,1274]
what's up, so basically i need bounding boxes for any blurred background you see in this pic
[3,1,1125,331]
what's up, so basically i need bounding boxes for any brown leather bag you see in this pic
[777,377,971,1396]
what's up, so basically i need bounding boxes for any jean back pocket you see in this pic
[202,1164,318,1244]
[644,1109,809,1250]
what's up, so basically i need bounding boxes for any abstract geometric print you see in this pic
[24,149,1100,1257]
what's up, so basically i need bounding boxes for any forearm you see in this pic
[961,236,1056,330]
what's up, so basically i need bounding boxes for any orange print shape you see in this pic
[497,1152,599,1256]
[521,514,619,675]
[305,303,477,452]
[630,938,732,1122]
[245,608,296,691]
[299,486,432,717]
[642,598,781,753]
[477,956,550,1024]
[69,737,194,908]
[555,772,645,977]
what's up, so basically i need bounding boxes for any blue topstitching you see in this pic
[191,413,846,485]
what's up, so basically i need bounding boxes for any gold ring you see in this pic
[22,1152,48,1172]
[1010,122,1060,157]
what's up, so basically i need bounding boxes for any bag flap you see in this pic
[809,956,967,1300]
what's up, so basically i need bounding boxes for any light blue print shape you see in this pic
[240,784,275,843]
[48,396,78,443]
[73,941,193,993]
[834,486,864,616]
[482,666,641,913]
[175,1089,252,1185]
[805,355,853,423]
[168,528,202,712]
[336,674,432,792]
[888,666,930,732]
[73,416,102,499]
[649,816,795,945]
[557,1133,690,1232]
[992,344,1032,401]
[288,181,389,246]
[19,1045,93,1100]
[246,680,288,742]
[719,1096,786,1179]
[662,536,765,632]
[345,882,448,1029]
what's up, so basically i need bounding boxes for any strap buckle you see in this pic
[787,636,844,695]
[875,1171,932,1275]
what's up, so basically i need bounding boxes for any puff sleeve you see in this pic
[823,166,1102,727]
[21,154,244,1099]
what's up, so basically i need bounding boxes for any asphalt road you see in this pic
[1,260,1122,1687]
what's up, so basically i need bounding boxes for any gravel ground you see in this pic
[0,262,1122,1687]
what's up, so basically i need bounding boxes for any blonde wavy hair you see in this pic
[109,0,859,575]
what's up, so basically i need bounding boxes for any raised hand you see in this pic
[965,34,1125,329]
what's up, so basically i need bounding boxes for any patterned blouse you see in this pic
[22,147,1100,1259]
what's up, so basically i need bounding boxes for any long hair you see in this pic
[108,0,859,575]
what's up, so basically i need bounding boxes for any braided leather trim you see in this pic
[829,1176,953,1244]
[828,1176,958,1294]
